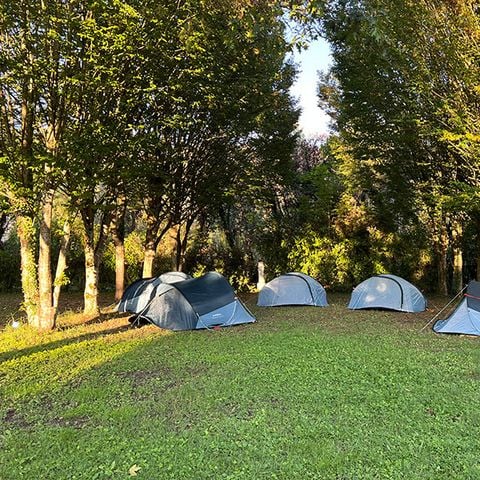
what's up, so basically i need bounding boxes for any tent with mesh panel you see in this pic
[348,274,426,313]
[134,271,255,331]
[118,271,191,314]
[433,281,480,336]
[257,272,328,307]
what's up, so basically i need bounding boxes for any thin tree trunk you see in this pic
[143,244,155,279]
[142,250,155,278]
[83,236,99,316]
[175,217,194,272]
[175,227,182,272]
[81,207,99,316]
[81,207,111,316]
[257,261,266,291]
[114,240,125,302]
[142,218,158,278]
[16,214,38,325]
[16,34,38,325]
[451,220,463,293]
[53,219,71,313]
[111,195,126,301]
[437,225,448,296]
[142,219,172,278]
[37,190,55,329]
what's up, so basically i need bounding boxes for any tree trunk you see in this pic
[81,206,111,316]
[79,202,111,316]
[114,240,125,302]
[451,220,463,293]
[175,217,194,272]
[53,219,71,314]
[111,195,126,302]
[257,261,265,291]
[16,215,38,325]
[142,219,172,278]
[15,38,37,325]
[142,220,157,278]
[175,227,182,272]
[37,191,55,329]
[83,237,99,316]
[437,225,448,296]
[143,246,155,278]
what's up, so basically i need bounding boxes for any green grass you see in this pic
[0,293,479,479]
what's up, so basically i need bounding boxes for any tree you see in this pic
[318,0,480,292]
[134,0,299,277]
[0,0,75,327]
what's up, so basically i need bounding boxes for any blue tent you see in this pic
[348,274,426,313]
[118,271,191,314]
[136,272,255,331]
[434,281,480,336]
[257,273,327,307]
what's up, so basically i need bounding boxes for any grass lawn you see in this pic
[0,293,479,479]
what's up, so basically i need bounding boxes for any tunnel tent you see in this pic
[136,271,255,331]
[348,274,426,313]
[257,272,328,307]
[433,281,480,336]
[118,271,191,314]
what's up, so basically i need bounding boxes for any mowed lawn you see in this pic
[0,293,479,479]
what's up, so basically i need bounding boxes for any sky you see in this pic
[290,38,333,138]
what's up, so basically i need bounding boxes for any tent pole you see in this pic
[419,285,468,332]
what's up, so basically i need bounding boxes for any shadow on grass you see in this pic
[55,311,121,330]
[0,323,132,364]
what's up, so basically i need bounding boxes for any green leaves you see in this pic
[319,0,480,263]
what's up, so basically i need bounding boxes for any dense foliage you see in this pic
[0,0,299,325]
[285,0,480,292]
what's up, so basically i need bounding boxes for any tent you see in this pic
[118,271,191,314]
[257,272,328,307]
[135,271,256,331]
[433,281,480,336]
[348,274,426,312]
[158,271,192,284]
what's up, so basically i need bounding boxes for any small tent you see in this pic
[348,274,426,312]
[257,272,328,307]
[118,271,191,314]
[135,271,255,331]
[433,281,480,336]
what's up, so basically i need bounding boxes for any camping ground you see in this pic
[0,293,479,479]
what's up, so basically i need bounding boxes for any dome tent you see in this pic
[118,271,191,314]
[135,271,255,331]
[257,272,328,307]
[433,280,480,336]
[158,271,191,284]
[348,274,426,313]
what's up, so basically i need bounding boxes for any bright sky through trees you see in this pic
[290,38,332,138]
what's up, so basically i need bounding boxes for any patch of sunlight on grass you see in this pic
[0,305,172,402]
